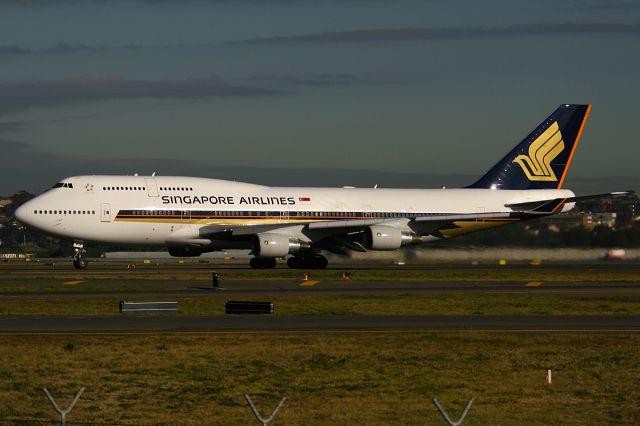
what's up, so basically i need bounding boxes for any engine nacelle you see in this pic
[252,233,310,258]
[168,247,203,257]
[364,225,421,250]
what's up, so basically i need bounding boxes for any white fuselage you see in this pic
[15,175,575,246]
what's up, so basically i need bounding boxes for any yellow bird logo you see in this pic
[513,121,564,181]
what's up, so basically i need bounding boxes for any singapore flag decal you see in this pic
[299,197,311,203]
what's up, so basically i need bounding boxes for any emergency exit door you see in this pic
[101,203,111,222]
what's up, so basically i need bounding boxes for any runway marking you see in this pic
[300,280,320,287]
[526,281,543,287]
[63,280,85,286]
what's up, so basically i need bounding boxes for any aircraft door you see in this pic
[280,210,290,223]
[363,204,373,218]
[181,208,191,223]
[145,178,159,197]
[101,203,111,222]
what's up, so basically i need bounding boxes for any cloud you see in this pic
[246,72,395,87]
[0,0,385,4]
[0,120,27,132]
[0,43,109,55]
[0,76,278,115]
[235,22,640,44]
[0,42,185,56]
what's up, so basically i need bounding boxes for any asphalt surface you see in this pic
[2,279,640,297]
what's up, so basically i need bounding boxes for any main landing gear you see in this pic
[72,242,88,270]
[287,255,328,269]
[249,257,277,269]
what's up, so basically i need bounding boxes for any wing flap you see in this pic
[414,212,515,222]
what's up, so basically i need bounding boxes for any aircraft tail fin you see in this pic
[467,104,591,190]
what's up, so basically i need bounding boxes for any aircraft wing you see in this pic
[505,191,633,213]
[169,213,522,254]
[166,191,633,253]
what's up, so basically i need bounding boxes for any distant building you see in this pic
[590,212,617,229]
[538,213,589,232]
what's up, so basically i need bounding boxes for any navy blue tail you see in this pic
[468,104,591,190]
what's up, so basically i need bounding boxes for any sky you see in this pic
[0,0,639,195]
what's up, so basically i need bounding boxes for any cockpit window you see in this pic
[51,182,74,189]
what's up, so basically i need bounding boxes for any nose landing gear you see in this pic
[72,242,88,270]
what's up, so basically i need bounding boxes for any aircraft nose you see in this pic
[14,203,30,224]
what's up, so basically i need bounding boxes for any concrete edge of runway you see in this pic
[2,315,640,334]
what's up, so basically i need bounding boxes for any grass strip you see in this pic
[1,293,639,316]
[0,332,638,425]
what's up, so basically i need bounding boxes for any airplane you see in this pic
[14,104,628,270]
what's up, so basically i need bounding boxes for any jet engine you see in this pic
[252,233,310,257]
[364,225,421,250]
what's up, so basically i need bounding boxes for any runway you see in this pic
[1,314,640,333]
[2,261,640,334]
[2,279,640,298]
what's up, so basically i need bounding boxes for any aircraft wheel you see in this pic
[287,257,301,269]
[73,257,88,270]
[313,255,328,269]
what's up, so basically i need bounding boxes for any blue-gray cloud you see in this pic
[0,43,109,55]
[0,76,278,115]
[246,72,395,87]
[236,22,640,44]
[0,0,389,4]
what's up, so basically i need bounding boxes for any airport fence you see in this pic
[0,388,475,426]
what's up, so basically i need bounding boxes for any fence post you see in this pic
[42,387,85,426]
[432,397,474,426]
[245,394,286,426]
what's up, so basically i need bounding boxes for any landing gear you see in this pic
[73,257,88,269]
[72,241,88,270]
[287,255,328,269]
[249,257,277,269]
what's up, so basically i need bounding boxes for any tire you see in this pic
[313,256,328,269]
[73,257,88,270]
[287,257,301,269]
